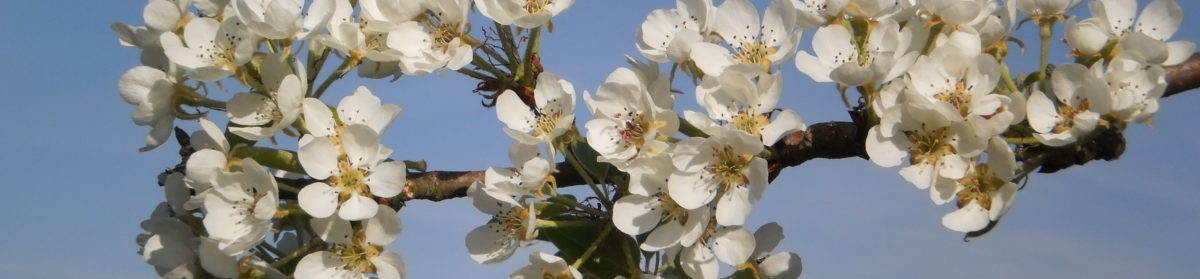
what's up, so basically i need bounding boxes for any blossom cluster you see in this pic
[115,0,1190,278]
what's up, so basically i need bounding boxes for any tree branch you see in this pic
[330,53,1200,201]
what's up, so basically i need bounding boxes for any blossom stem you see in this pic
[571,222,614,268]
[496,23,522,75]
[306,45,332,88]
[535,219,595,228]
[470,52,508,78]
[999,60,1021,94]
[549,195,606,217]
[1036,21,1054,81]
[921,23,945,55]
[233,146,304,174]
[522,27,542,86]
[678,117,711,138]
[311,56,355,99]
[455,67,492,80]
[561,141,613,210]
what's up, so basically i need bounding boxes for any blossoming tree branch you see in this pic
[114,0,1198,278]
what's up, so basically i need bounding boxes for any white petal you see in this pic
[751,222,784,260]
[365,206,402,246]
[298,182,339,218]
[465,222,517,264]
[338,193,379,221]
[681,245,719,279]
[668,171,718,209]
[613,195,665,236]
[713,226,755,266]
[298,136,339,180]
[367,161,406,198]
[310,216,352,245]
[759,252,803,279]
[371,252,407,279]
[640,220,684,251]
[942,201,990,233]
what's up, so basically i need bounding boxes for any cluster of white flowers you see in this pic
[117,0,1191,278]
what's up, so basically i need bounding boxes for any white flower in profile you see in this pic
[298,89,405,221]
[678,241,719,279]
[495,72,577,148]
[1065,17,1110,56]
[137,203,200,278]
[318,0,404,65]
[117,65,178,151]
[1026,63,1112,147]
[233,0,334,39]
[198,238,288,279]
[477,0,575,28]
[906,31,1012,136]
[1013,0,1080,19]
[866,97,985,204]
[792,0,850,28]
[510,252,583,279]
[613,156,712,252]
[942,137,1018,233]
[585,67,679,166]
[358,0,424,32]
[1105,55,1166,124]
[1089,0,1194,66]
[202,159,279,255]
[636,0,715,63]
[160,16,257,81]
[668,125,769,226]
[690,0,802,76]
[111,0,194,68]
[226,53,306,140]
[743,223,803,278]
[387,0,475,76]
[794,18,916,86]
[465,181,538,264]
[183,118,234,212]
[497,142,556,196]
[296,209,406,279]
[692,66,806,145]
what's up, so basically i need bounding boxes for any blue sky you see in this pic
[0,0,1197,278]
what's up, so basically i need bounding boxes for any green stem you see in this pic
[535,219,595,228]
[306,46,331,91]
[548,195,606,217]
[921,23,945,55]
[470,52,508,77]
[312,57,356,99]
[572,222,614,268]
[522,27,542,85]
[232,146,304,174]
[678,117,710,138]
[561,142,613,209]
[999,60,1021,94]
[1037,21,1054,81]
[497,23,522,76]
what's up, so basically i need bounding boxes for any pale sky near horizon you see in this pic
[1,0,1198,278]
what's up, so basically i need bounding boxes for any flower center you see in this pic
[334,233,382,274]
[905,126,955,165]
[933,80,975,117]
[707,145,753,189]
[955,164,1005,210]
[533,110,563,138]
[524,0,553,14]
[1052,99,1092,133]
[492,205,537,241]
[733,41,778,68]
[731,111,770,138]
[330,160,371,202]
[432,22,463,53]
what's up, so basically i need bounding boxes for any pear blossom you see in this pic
[1013,0,1080,19]
[297,88,405,221]
[1026,63,1111,147]
[692,66,806,145]
[668,125,769,226]
[1081,0,1194,65]
[495,72,578,148]
[636,0,716,63]
[387,0,475,75]
[183,118,234,211]
[905,31,1012,136]
[1105,56,1166,123]
[295,209,406,279]
[842,0,900,19]
[690,0,802,76]
[585,67,679,166]
[233,0,334,39]
[613,156,713,252]
[358,0,424,32]
[510,252,583,279]
[465,181,538,264]
[118,66,178,151]
[791,0,850,28]
[942,137,1018,233]
[318,0,405,67]
[794,18,916,86]
[137,203,201,278]
[866,97,985,204]
[226,53,306,140]
[477,0,575,28]
[198,237,289,278]
[743,223,803,278]
[202,159,279,255]
[111,0,194,68]
[161,16,257,81]
[487,142,556,197]
[917,0,997,27]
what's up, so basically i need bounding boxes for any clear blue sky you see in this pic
[0,0,1197,278]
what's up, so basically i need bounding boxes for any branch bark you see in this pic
[394,53,1200,201]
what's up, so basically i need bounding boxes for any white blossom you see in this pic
[690,0,802,76]
[668,125,769,226]
[510,252,583,279]
[477,0,575,28]
[117,66,179,151]
[794,18,916,86]
[161,16,257,81]
[1026,63,1111,147]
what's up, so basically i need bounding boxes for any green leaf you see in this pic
[537,217,639,278]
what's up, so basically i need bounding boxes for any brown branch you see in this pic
[1165,53,1200,98]
[390,53,1200,201]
